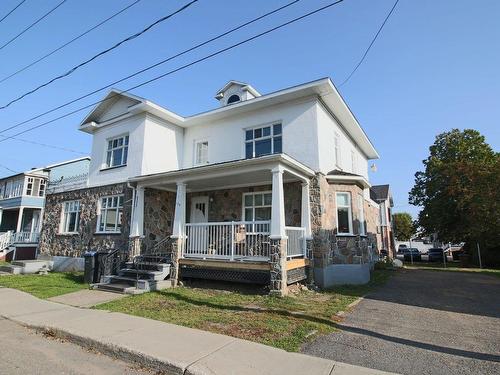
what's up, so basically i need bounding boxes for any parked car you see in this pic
[403,248,421,262]
[428,248,445,262]
[397,244,408,253]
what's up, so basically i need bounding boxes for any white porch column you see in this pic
[130,186,145,238]
[172,182,187,239]
[270,166,286,239]
[16,207,24,233]
[0,208,3,229]
[301,182,312,238]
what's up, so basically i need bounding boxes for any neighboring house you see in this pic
[0,157,89,261]
[370,184,395,256]
[39,78,388,294]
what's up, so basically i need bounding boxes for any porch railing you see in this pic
[184,221,271,260]
[0,231,13,250]
[12,231,40,244]
[285,226,306,258]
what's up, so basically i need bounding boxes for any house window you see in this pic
[194,140,209,165]
[105,135,129,168]
[358,194,365,235]
[61,200,80,233]
[334,134,341,168]
[227,94,240,104]
[336,192,353,234]
[245,123,282,159]
[97,195,123,233]
[243,191,272,221]
[39,179,46,197]
[26,177,33,195]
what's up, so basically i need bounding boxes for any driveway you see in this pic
[302,269,500,375]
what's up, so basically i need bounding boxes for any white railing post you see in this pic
[230,221,235,261]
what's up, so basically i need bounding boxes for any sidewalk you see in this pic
[0,287,397,375]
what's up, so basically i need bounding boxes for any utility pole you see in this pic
[477,242,483,269]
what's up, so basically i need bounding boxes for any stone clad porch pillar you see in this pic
[170,182,186,287]
[269,166,288,297]
[129,186,145,258]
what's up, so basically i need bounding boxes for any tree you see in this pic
[409,129,500,264]
[393,212,415,241]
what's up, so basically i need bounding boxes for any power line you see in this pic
[0,0,302,135]
[0,134,86,154]
[0,0,67,51]
[0,0,345,144]
[339,0,399,86]
[0,0,27,24]
[0,163,18,174]
[0,0,199,110]
[0,0,143,85]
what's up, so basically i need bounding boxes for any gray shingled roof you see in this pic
[370,184,390,201]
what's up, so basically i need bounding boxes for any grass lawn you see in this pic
[0,272,88,299]
[405,262,500,278]
[97,269,392,352]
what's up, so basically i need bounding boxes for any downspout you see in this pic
[128,181,137,238]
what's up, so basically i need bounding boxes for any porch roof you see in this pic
[129,154,315,192]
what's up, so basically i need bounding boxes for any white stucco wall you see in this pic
[182,98,320,170]
[88,114,146,187]
[141,114,183,175]
[316,102,369,178]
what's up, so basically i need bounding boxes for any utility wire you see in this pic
[0,0,67,51]
[339,0,399,86]
[0,0,345,144]
[0,0,199,110]
[0,0,302,135]
[0,163,18,174]
[0,0,143,85]
[0,0,27,24]
[0,134,86,154]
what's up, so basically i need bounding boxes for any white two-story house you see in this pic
[39,78,383,294]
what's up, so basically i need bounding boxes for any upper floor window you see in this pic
[106,135,129,168]
[61,200,80,234]
[194,140,209,165]
[245,123,282,159]
[336,192,353,234]
[4,178,23,198]
[227,94,240,104]
[25,177,46,197]
[97,195,123,233]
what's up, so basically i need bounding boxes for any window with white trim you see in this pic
[194,140,209,165]
[336,192,353,234]
[26,177,33,195]
[358,194,365,235]
[105,135,129,168]
[39,179,46,197]
[243,191,272,221]
[61,200,81,233]
[245,123,282,159]
[97,195,123,233]
[334,133,341,168]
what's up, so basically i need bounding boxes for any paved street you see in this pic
[0,317,152,375]
[302,269,500,375]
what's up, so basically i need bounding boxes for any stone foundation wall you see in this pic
[39,183,132,258]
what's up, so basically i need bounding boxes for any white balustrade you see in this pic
[184,221,271,260]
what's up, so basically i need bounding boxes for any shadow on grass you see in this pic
[60,272,86,285]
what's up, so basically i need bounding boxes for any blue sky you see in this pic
[0,0,498,217]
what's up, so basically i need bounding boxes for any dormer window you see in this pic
[105,135,129,168]
[227,94,240,105]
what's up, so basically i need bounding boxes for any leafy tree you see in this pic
[409,129,500,264]
[393,212,415,241]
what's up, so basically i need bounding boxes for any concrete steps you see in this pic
[0,260,50,275]
[92,255,171,295]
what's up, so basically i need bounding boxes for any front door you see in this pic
[188,197,209,255]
